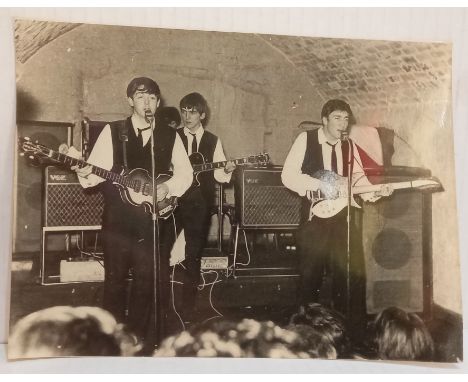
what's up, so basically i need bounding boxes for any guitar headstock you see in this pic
[413,177,444,192]
[18,137,51,162]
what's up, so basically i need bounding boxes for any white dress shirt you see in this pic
[282,128,373,199]
[78,114,193,198]
[183,125,232,184]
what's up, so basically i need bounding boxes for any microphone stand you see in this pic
[342,132,353,319]
[147,113,162,347]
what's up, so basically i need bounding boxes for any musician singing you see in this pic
[281,99,392,333]
[72,77,193,353]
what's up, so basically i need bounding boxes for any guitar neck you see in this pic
[45,149,133,187]
[353,181,413,195]
[193,157,255,173]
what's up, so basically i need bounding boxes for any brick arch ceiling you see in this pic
[257,34,451,109]
[15,20,451,110]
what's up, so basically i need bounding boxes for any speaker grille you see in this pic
[363,190,427,314]
[45,167,104,227]
[372,228,412,269]
[236,168,302,228]
[373,280,411,309]
[244,185,301,226]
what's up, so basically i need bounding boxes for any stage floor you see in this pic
[8,245,463,362]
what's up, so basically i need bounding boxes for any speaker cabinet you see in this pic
[234,166,302,228]
[44,167,104,228]
[81,118,107,160]
[362,187,432,315]
[14,121,72,253]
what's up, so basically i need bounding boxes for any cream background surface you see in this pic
[1,7,467,373]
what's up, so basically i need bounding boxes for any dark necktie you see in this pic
[190,132,197,154]
[137,125,151,147]
[327,142,338,173]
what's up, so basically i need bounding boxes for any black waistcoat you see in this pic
[300,129,351,222]
[100,117,176,226]
[178,129,218,204]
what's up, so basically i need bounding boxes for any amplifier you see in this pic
[234,167,302,228]
[60,259,105,283]
[44,166,104,227]
[201,256,229,270]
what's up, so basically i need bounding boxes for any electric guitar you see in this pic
[189,152,269,186]
[19,137,177,219]
[308,169,442,219]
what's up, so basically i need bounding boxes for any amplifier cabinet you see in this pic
[362,189,432,315]
[14,121,72,253]
[234,167,302,229]
[44,166,104,228]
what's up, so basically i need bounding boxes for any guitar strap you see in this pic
[348,138,354,176]
[341,137,354,177]
[118,119,129,170]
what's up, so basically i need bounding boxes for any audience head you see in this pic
[286,323,337,359]
[8,306,140,359]
[155,318,311,358]
[156,106,181,130]
[289,303,350,358]
[373,306,434,361]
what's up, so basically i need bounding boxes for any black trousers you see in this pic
[101,204,175,350]
[295,209,367,325]
[175,187,210,316]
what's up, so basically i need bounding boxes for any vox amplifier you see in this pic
[234,167,302,228]
[44,166,104,228]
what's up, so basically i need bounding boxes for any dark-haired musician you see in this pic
[282,99,392,332]
[175,92,235,323]
[71,77,193,352]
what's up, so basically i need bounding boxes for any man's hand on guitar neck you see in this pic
[66,146,93,179]
[63,145,93,180]
[363,183,394,203]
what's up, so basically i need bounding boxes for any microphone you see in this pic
[144,110,154,124]
[340,130,349,141]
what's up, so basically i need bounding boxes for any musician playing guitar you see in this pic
[282,99,393,338]
[175,92,236,324]
[70,77,193,354]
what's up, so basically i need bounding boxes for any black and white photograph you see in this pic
[1,7,467,372]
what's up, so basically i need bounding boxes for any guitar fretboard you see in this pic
[192,157,260,172]
[352,181,413,195]
[44,148,138,190]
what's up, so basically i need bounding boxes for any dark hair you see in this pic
[154,318,311,358]
[289,303,350,357]
[286,324,337,359]
[8,306,140,358]
[321,99,355,124]
[180,92,208,118]
[126,77,160,98]
[155,106,181,128]
[373,307,435,361]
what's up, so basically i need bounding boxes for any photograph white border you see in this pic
[1,7,467,373]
